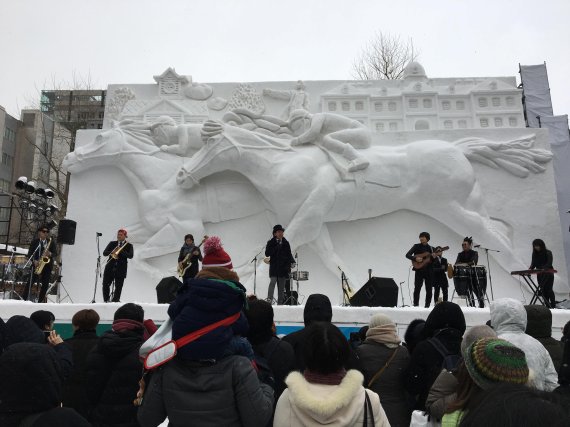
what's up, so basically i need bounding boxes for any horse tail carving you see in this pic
[453,135,552,178]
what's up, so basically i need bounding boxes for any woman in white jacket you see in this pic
[274,322,391,427]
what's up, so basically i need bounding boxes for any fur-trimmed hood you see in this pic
[276,369,388,426]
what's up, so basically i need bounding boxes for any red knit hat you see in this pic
[202,236,233,269]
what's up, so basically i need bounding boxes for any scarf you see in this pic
[112,318,144,333]
[182,243,196,257]
[196,266,240,282]
[304,368,347,385]
[365,324,401,348]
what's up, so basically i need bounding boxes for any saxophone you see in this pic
[34,238,52,275]
[107,240,128,263]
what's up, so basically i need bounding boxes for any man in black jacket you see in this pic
[25,225,58,302]
[432,247,449,303]
[405,231,434,308]
[265,224,295,305]
[102,228,134,302]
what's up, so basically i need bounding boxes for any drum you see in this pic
[453,265,471,296]
[290,271,309,281]
[13,255,27,265]
[471,265,487,294]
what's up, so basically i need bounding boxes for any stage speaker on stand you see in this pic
[57,219,77,245]
[156,276,182,304]
[350,277,398,307]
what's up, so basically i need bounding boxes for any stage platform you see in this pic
[1,300,569,340]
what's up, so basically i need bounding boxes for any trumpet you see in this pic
[34,238,52,275]
[107,240,128,263]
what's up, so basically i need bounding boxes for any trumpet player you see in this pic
[25,225,58,302]
[102,228,134,302]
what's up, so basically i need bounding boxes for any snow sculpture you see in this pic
[263,80,310,119]
[228,84,265,115]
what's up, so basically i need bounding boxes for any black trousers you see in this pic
[414,269,432,307]
[23,267,51,302]
[102,269,126,302]
[433,283,449,303]
[538,273,556,308]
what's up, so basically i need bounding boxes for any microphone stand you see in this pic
[399,281,409,307]
[23,244,42,302]
[250,248,264,297]
[478,245,499,301]
[91,232,102,303]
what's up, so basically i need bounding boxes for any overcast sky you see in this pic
[1,0,568,119]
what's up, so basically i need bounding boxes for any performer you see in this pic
[25,225,58,303]
[455,236,478,265]
[177,234,203,282]
[431,246,449,303]
[265,224,295,305]
[102,228,134,302]
[405,232,434,308]
[529,238,556,308]
[455,237,484,308]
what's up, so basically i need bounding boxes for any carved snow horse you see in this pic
[177,121,551,279]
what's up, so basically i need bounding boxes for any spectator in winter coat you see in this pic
[0,342,90,427]
[525,304,563,372]
[30,310,55,333]
[403,319,426,355]
[403,302,466,411]
[442,338,531,426]
[138,236,274,427]
[355,313,411,427]
[274,322,390,427]
[426,324,496,420]
[86,303,145,427]
[62,309,100,419]
[458,383,570,427]
[490,298,558,391]
[245,297,295,401]
[555,333,570,397]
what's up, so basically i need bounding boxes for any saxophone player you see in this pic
[25,225,58,302]
[102,228,134,302]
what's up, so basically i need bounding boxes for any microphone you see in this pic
[474,244,481,248]
[96,232,102,236]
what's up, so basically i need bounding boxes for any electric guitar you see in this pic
[412,246,449,270]
[177,236,208,277]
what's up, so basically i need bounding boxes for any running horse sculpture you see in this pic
[177,120,551,280]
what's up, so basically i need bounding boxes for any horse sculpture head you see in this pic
[63,125,159,174]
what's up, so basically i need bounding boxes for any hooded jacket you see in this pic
[525,305,563,372]
[85,328,144,427]
[274,370,390,427]
[490,298,558,391]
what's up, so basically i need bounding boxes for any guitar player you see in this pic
[405,231,434,308]
[178,234,203,281]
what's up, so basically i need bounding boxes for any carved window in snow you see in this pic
[442,101,451,110]
[492,97,501,107]
[509,117,517,127]
[388,102,397,111]
[328,102,337,111]
[480,118,489,128]
[456,101,465,110]
[374,102,383,112]
[355,101,364,111]
[160,78,180,95]
[458,120,467,129]
[341,101,350,111]
[409,99,418,108]
[423,99,432,108]
[389,122,398,131]
[506,97,515,106]
[478,98,488,108]
[444,120,453,129]
[415,120,429,130]
[494,118,503,127]
[375,122,384,132]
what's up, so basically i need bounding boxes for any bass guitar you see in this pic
[177,235,208,277]
[412,246,449,270]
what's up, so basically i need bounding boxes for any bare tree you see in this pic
[352,32,419,80]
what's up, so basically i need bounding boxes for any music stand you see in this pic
[250,248,263,297]
[46,262,73,303]
[91,232,103,303]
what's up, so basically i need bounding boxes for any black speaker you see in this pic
[350,277,398,307]
[156,276,182,304]
[57,219,77,245]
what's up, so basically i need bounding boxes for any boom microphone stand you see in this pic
[91,232,102,303]
[251,248,264,296]
[477,245,499,300]
[23,245,42,301]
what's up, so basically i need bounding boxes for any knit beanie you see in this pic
[464,337,529,390]
[114,303,144,322]
[303,294,333,326]
[369,313,393,329]
[202,236,233,269]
